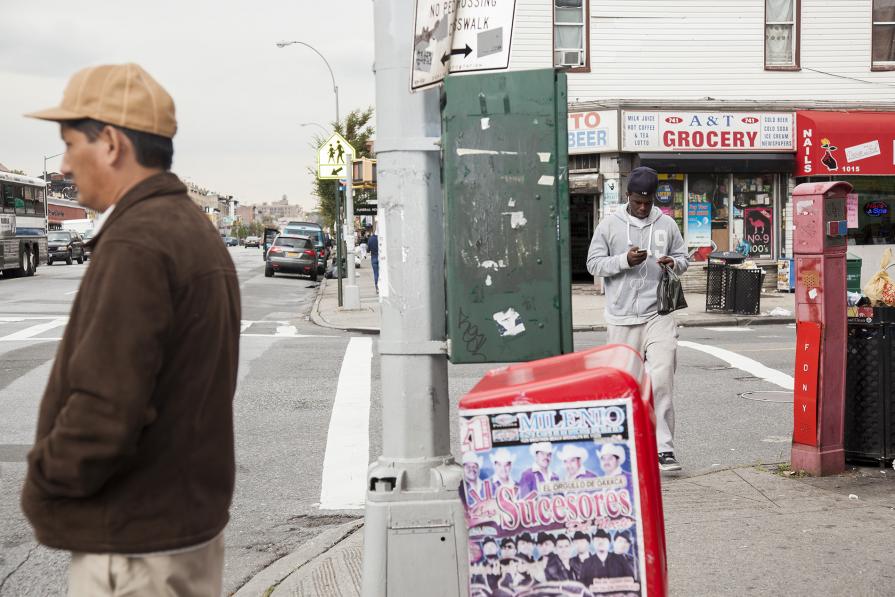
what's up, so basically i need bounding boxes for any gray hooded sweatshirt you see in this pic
[586,205,689,325]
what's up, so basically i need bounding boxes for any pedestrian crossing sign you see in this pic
[317,133,356,180]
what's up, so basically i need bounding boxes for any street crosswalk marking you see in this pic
[319,336,372,510]
[679,340,794,390]
[0,318,68,341]
[0,317,340,342]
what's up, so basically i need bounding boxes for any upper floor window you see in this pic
[765,0,799,69]
[873,0,895,70]
[554,0,588,70]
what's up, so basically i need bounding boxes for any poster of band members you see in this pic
[459,399,646,597]
[743,207,773,259]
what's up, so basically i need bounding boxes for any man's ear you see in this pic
[99,125,130,167]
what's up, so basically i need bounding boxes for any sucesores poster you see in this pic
[459,399,646,597]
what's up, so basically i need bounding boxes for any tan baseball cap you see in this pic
[26,63,177,138]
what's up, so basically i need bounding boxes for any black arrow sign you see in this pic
[441,44,473,64]
[330,167,343,176]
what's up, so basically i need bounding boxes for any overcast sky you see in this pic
[0,0,376,211]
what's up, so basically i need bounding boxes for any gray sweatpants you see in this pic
[607,314,678,453]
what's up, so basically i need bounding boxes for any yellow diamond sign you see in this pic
[317,132,356,180]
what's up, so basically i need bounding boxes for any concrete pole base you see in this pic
[343,284,361,310]
[790,443,845,476]
[362,460,468,597]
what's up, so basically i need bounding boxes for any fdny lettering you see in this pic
[663,130,758,149]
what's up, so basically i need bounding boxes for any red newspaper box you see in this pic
[458,345,667,597]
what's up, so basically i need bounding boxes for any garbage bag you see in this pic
[863,248,895,307]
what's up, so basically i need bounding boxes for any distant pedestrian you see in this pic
[22,63,240,597]
[586,166,689,472]
[367,225,380,292]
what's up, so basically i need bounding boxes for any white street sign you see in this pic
[317,133,356,180]
[411,0,517,91]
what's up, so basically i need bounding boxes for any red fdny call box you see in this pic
[458,345,667,597]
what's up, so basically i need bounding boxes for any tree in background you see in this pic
[309,107,375,230]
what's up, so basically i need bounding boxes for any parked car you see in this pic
[46,230,86,265]
[282,222,328,273]
[244,235,261,248]
[265,235,318,281]
[81,230,94,260]
[222,236,239,247]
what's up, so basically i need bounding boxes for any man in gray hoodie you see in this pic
[586,167,688,471]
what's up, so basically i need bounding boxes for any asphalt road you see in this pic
[0,245,799,596]
[0,246,358,596]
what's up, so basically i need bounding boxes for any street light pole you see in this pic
[43,152,63,183]
[276,41,359,307]
[299,122,329,136]
[363,0,466,594]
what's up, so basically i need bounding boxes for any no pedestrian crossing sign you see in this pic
[411,0,517,91]
[317,133,356,180]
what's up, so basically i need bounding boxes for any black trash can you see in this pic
[845,306,895,466]
[706,252,746,312]
[732,268,765,315]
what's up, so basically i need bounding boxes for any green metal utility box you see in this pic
[442,69,573,364]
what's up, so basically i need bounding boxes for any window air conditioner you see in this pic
[559,50,582,67]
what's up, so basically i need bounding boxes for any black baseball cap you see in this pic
[628,166,659,196]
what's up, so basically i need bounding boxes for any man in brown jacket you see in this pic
[22,63,241,596]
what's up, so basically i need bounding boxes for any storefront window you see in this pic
[845,177,895,245]
[655,174,684,228]
[688,174,729,260]
[734,175,774,259]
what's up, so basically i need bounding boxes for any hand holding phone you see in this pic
[627,245,648,266]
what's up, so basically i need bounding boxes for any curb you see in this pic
[233,519,364,597]
[309,277,382,335]
[574,316,795,333]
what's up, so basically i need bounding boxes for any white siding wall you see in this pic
[510,0,895,106]
[509,0,553,70]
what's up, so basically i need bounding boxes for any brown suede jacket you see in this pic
[21,172,241,554]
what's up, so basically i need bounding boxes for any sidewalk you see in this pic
[311,257,795,333]
[235,465,895,596]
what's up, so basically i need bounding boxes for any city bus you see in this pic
[0,171,48,278]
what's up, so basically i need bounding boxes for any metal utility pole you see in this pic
[43,152,63,183]
[362,0,466,595]
[343,164,360,309]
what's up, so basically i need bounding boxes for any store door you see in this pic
[571,193,596,280]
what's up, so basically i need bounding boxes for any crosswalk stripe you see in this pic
[0,318,68,341]
[319,336,372,510]
[679,340,794,390]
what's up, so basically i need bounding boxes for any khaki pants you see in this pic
[607,314,678,453]
[68,533,224,597]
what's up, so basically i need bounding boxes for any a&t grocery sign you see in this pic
[622,111,794,152]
